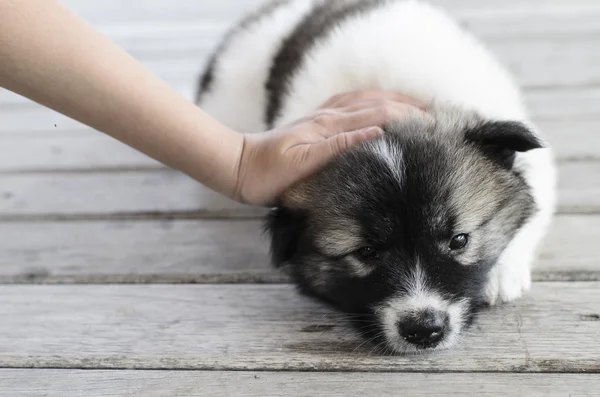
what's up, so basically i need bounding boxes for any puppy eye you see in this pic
[356,246,380,261]
[449,234,469,250]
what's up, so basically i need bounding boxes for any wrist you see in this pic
[231,133,249,204]
[182,112,246,203]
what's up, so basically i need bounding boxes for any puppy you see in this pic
[196,0,556,353]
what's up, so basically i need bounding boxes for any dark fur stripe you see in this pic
[195,0,291,103]
[264,0,387,127]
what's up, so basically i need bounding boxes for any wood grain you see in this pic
[0,169,265,219]
[1,370,599,397]
[47,0,600,32]
[2,84,598,133]
[0,219,274,284]
[0,117,597,172]
[557,162,600,214]
[539,120,600,162]
[0,163,596,219]
[0,215,597,284]
[0,134,161,172]
[0,283,598,372]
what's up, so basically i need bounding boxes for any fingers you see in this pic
[313,101,421,137]
[308,127,383,165]
[311,89,426,138]
[332,127,384,153]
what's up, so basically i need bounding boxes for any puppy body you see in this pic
[197,0,556,353]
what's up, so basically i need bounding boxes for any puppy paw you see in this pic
[484,264,531,306]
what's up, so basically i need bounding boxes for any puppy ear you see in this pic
[263,207,306,268]
[465,121,543,168]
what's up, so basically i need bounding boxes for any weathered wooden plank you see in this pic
[57,0,600,26]
[0,283,598,372]
[526,87,600,121]
[538,215,600,280]
[2,84,597,136]
[0,215,596,284]
[1,370,599,397]
[0,162,596,218]
[0,113,598,173]
[0,89,598,171]
[0,135,161,172]
[0,119,597,171]
[59,0,264,25]
[538,120,600,162]
[0,169,265,218]
[557,162,600,214]
[0,219,274,284]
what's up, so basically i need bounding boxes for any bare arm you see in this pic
[0,0,422,205]
[0,0,249,199]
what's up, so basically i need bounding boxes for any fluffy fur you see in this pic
[196,0,556,354]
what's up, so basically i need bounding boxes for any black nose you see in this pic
[400,312,447,348]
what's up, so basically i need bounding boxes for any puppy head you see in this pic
[265,107,542,353]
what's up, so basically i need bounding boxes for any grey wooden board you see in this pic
[1,87,598,171]
[538,120,600,162]
[0,215,597,284]
[0,118,598,173]
[2,83,598,133]
[0,283,599,372]
[0,219,274,284]
[0,169,266,219]
[557,162,600,214]
[58,0,265,24]
[1,371,599,397]
[44,0,600,40]
[0,134,162,172]
[0,163,597,218]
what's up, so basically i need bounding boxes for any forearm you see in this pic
[0,0,242,197]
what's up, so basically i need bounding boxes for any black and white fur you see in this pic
[196,0,556,353]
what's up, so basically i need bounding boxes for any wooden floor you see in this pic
[1,0,599,395]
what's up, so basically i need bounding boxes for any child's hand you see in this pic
[234,90,425,206]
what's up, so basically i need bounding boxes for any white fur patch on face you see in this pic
[375,264,469,354]
[368,139,403,184]
[315,223,362,257]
